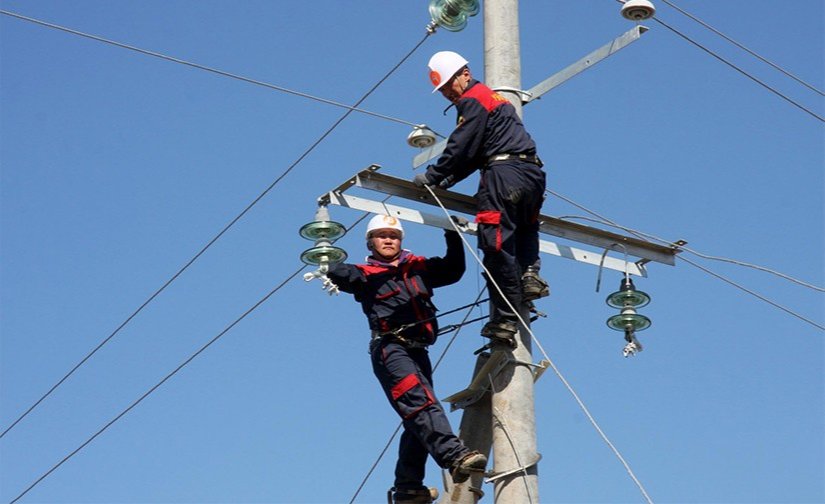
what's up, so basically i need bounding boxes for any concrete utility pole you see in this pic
[483,2,541,503]
[315,3,663,502]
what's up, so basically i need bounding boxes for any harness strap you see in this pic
[486,153,543,167]
[371,330,428,349]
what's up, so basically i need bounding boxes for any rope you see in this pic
[0,21,432,440]
[381,298,489,336]
[424,185,656,504]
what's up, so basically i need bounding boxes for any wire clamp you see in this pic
[303,263,339,296]
[622,328,643,357]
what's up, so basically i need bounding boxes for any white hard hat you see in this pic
[428,51,468,93]
[365,214,404,239]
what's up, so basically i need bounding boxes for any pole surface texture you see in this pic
[484,1,541,502]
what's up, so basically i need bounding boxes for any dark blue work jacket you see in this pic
[328,231,465,345]
[425,79,537,189]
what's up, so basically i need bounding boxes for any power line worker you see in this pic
[413,50,550,343]
[326,214,487,504]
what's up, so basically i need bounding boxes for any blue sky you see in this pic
[1,1,823,503]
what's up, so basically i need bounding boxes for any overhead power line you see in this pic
[0,10,436,132]
[0,20,433,439]
[660,0,825,97]
[9,268,302,504]
[548,190,825,332]
[8,212,375,504]
[649,15,824,122]
[549,191,825,293]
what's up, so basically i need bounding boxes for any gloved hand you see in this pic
[413,173,432,188]
[321,276,340,296]
[438,175,455,190]
[450,215,469,228]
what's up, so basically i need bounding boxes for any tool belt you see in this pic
[370,330,428,352]
[486,152,543,167]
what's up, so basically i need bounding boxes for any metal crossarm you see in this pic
[320,165,682,269]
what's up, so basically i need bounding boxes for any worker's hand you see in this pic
[437,174,455,190]
[450,215,469,228]
[413,173,432,188]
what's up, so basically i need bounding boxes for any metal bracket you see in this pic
[508,357,550,384]
[485,454,543,483]
[491,85,533,104]
[532,359,551,383]
[442,351,511,410]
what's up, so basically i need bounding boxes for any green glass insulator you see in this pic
[429,0,469,31]
[300,245,348,266]
[606,288,651,309]
[606,313,652,332]
[299,220,346,241]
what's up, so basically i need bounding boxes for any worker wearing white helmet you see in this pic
[364,214,405,263]
[414,51,550,343]
[326,214,486,502]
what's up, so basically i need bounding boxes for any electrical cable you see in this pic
[8,212,374,503]
[348,288,487,504]
[613,0,823,121]
[9,269,301,504]
[559,212,825,293]
[548,188,824,293]
[0,26,433,439]
[660,0,825,97]
[677,254,825,331]
[649,14,824,122]
[0,10,445,134]
[436,315,488,335]
[548,191,824,331]
[425,185,655,504]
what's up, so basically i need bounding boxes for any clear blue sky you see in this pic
[1,1,823,503]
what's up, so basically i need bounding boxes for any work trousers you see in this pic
[371,340,466,490]
[475,161,546,322]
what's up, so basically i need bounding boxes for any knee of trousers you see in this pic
[388,373,437,420]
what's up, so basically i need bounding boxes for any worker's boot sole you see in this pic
[480,321,517,341]
[390,487,438,503]
[522,271,550,302]
[450,451,488,484]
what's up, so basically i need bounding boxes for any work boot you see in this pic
[522,267,550,301]
[390,486,439,503]
[480,320,518,341]
[450,451,488,484]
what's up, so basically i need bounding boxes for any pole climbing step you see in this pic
[442,351,510,411]
[485,454,543,484]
